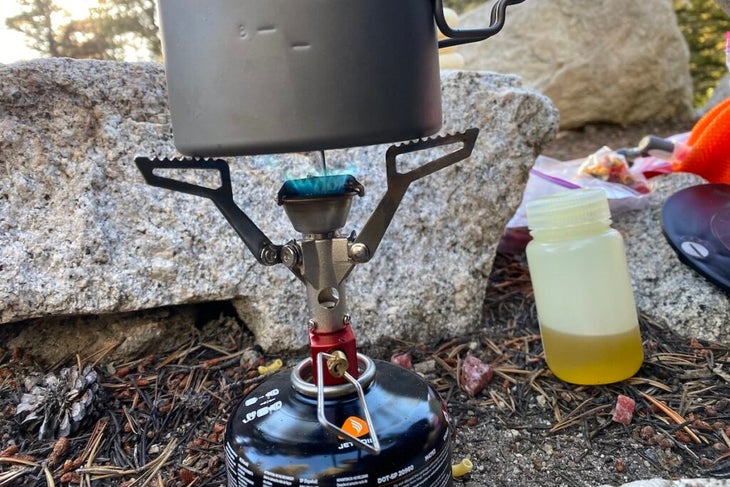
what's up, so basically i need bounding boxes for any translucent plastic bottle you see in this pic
[525,189,644,385]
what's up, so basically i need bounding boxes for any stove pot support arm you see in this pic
[350,128,478,264]
[134,157,282,266]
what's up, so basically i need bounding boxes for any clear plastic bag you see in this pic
[499,147,653,253]
[506,148,650,230]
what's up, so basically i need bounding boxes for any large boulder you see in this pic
[458,0,695,129]
[0,59,559,355]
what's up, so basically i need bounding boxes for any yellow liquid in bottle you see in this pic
[540,324,644,385]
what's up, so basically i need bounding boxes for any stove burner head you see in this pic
[277,174,364,202]
[278,175,364,235]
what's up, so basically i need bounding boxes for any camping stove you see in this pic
[135,128,478,486]
[139,0,522,483]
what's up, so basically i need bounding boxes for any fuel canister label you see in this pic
[226,440,452,487]
[375,441,451,487]
[335,474,369,486]
[239,388,282,424]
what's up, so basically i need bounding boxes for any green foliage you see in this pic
[444,0,730,108]
[674,0,730,107]
[5,0,161,61]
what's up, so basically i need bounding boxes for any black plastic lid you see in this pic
[661,183,730,293]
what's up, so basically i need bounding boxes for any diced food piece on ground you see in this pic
[612,394,636,425]
[461,355,493,397]
[390,352,413,369]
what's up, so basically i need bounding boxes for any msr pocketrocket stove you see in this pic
[135,1,522,485]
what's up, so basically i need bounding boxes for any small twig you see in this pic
[647,353,701,366]
[679,384,690,417]
[43,463,56,487]
[134,439,178,487]
[0,457,39,467]
[721,427,730,449]
[483,338,504,357]
[75,465,137,477]
[712,365,730,384]
[446,343,471,360]
[434,338,465,355]
[80,419,109,487]
[625,377,673,392]
[638,391,702,444]
[654,424,700,460]
[0,466,35,486]
[712,450,730,465]
[526,369,547,397]
[199,342,235,355]
[157,343,202,368]
[550,404,612,434]
[431,354,457,380]
[123,405,138,435]
[85,341,122,368]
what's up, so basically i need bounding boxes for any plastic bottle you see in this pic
[525,189,644,385]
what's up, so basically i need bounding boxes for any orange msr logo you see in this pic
[341,416,369,438]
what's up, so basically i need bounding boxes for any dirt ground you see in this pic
[430,256,730,487]
[442,118,729,487]
[2,118,729,487]
[446,117,729,487]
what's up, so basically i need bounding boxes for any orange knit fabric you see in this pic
[673,98,730,183]
[687,96,730,146]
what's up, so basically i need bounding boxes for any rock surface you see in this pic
[1,307,200,366]
[0,59,558,354]
[615,173,729,345]
[458,0,695,129]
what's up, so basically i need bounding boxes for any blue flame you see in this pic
[279,174,358,201]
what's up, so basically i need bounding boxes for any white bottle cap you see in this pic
[526,189,610,231]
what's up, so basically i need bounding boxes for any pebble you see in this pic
[413,359,435,375]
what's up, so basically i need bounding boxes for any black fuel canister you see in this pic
[224,357,453,487]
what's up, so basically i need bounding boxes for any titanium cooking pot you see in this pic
[157,0,523,156]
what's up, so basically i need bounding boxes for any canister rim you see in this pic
[291,353,376,399]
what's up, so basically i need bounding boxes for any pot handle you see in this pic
[435,0,524,49]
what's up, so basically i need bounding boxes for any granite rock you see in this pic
[614,173,729,345]
[1,308,197,366]
[0,59,559,354]
[458,0,695,129]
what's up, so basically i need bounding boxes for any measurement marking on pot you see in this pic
[291,43,311,51]
[257,25,276,34]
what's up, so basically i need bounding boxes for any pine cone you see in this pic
[15,365,103,440]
